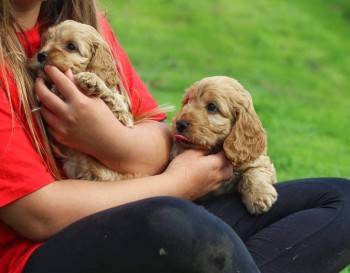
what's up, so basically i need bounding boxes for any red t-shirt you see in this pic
[0,17,165,273]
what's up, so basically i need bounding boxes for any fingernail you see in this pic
[44,64,52,71]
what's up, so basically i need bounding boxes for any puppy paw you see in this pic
[241,184,278,215]
[75,72,106,96]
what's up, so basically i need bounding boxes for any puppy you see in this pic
[30,20,138,181]
[171,76,277,214]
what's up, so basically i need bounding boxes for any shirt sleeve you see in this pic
[98,15,166,121]
[0,88,55,207]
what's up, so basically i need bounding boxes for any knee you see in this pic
[324,177,350,200]
[139,197,258,273]
[322,178,350,240]
[138,196,219,237]
[293,177,350,204]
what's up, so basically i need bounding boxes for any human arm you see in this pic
[36,65,171,175]
[0,65,233,243]
[0,149,233,242]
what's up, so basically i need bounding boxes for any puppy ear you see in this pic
[86,39,131,109]
[223,105,266,167]
[86,40,119,89]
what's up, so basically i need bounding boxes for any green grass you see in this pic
[100,0,350,271]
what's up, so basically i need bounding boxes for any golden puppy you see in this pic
[171,76,277,214]
[30,20,137,181]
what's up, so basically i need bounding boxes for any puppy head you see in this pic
[172,76,234,151]
[172,76,266,166]
[30,20,118,88]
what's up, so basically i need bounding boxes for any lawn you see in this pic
[100,0,350,271]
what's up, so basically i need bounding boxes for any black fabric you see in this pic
[24,178,350,273]
[198,177,350,273]
[23,196,259,273]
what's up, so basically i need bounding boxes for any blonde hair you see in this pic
[0,0,100,179]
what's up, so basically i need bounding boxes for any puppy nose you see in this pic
[176,120,188,133]
[37,52,48,63]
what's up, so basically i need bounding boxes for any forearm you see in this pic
[0,150,233,242]
[34,68,172,175]
[92,120,172,175]
[0,174,181,242]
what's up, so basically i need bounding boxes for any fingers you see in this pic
[181,149,233,175]
[42,65,81,102]
[64,68,75,81]
[35,77,67,115]
[181,149,230,165]
[180,148,209,158]
[206,151,233,178]
[220,161,234,180]
[34,65,88,116]
[39,105,61,130]
[211,150,229,162]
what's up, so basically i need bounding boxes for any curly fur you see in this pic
[171,76,277,214]
[30,20,140,181]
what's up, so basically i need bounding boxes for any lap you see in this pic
[24,178,350,273]
[24,196,259,273]
[198,177,350,273]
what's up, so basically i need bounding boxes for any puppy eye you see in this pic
[207,103,218,112]
[66,43,76,51]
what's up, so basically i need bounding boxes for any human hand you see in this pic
[34,65,126,158]
[163,149,233,200]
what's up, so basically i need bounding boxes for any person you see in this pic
[0,1,349,273]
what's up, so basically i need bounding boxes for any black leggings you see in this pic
[24,177,350,273]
